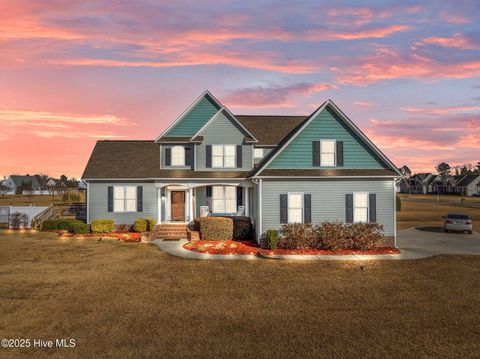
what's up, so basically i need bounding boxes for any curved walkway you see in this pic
[153,228,480,261]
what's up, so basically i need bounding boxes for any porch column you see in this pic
[244,187,249,217]
[188,188,194,222]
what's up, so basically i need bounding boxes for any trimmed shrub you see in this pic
[42,219,61,230]
[266,229,279,250]
[146,218,157,231]
[57,219,83,230]
[278,223,315,249]
[134,219,147,232]
[396,195,401,211]
[115,224,133,233]
[69,223,91,234]
[231,216,252,240]
[91,219,115,234]
[313,221,349,250]
[199,217,233,240]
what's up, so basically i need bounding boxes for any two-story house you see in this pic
[82,91,400,246]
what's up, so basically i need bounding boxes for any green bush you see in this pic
[231,216,252,240]
[69,223,91,234]
[42,219,61,230]
[199,217,233,240]
[396,195,401,211]
[134,219,147,232]
[41,219,83,231]
[91,219,115,234]
[146,218,157,231]
[266,230,279,250]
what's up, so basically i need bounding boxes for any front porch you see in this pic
[155,181,253,225]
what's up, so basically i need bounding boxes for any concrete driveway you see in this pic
[397,227,480,259]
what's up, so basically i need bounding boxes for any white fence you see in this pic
[3,190,62,195]
[4,205,48,228]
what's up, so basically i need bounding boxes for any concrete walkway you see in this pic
[153,228,480,261]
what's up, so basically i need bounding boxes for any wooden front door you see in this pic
[171,191,185,221]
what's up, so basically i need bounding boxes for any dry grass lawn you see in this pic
[0,193,85,206]
[1,230,480,358]
[398,193,480,203]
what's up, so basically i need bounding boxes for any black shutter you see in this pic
[280,194,288,224]
[345,193,353,223]
[236,186,243,207]
[206,186,212,212]
[236,145,242,168]
[185,146,192,167]
[206,145,212,168]
[369,193,376,223]
[107,186,113,212]
[312,141,320,166]
[137,186,143,212]
[336,141,344,166]
[304,194,311,223]
[165,148,171,166]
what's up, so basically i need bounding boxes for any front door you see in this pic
[171,191,185,221]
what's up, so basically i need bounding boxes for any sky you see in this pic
[0,0,479,178]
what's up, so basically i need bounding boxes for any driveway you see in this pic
[397,227,480,259]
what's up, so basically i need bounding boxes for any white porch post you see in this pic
[188,188,194,222]
[244,187,249,217]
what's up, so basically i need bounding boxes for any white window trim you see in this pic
[170,145,186,167]
[212,185,237,213]
[211,144,236,169]
[113,185,137,213]
[253,148,264,159]
[287,192,304,224]
[353,191,369,223]
[320,139,336,167]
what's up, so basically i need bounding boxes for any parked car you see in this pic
[443,213,473,234]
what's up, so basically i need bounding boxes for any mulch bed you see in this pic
[184,240,400,256]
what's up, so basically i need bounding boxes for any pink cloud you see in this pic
[353,101,375,108]
[417,33,478,50]
[401,105,480,115]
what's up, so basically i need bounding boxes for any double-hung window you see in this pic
[212,186,237,213]
[212,145,236,168]
[288,193,303,223]
[171,146,185,166]
[353,192,368,223]
[320,140,336,166]
[114,186,137,212]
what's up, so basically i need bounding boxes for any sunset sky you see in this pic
[1,0,479,178]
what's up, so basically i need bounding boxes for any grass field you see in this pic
[1,231,480,358]
[398,193,480,203]
[0,193,85,206]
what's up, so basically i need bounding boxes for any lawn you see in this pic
[0,193,85,206]
[1,230,479,358]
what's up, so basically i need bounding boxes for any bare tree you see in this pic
[22,181,35,204]
[0,184,10,198]
[35,173,50,190]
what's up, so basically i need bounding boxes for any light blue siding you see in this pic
[165,95,221,137]
[267,106,388,169]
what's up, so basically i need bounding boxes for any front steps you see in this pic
[154,224,188,240]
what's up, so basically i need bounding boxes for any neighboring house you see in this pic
[454,175,480,196]
[82,91,400,246]
[405,173,435,194]
[4,175,41,193]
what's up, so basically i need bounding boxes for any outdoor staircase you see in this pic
[154,224,189,240]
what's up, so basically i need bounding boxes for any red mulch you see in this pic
[184,240,400,256]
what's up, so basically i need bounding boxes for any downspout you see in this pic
[86,180,90,224]
[252,178,262,242]
[393,178,397,247]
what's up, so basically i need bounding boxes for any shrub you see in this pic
[115,224,133,233]
[146,218,157,231]
[57,219,83,230]
[266,229,279,250]
[396,195,401,211]
[199,217,233,240]
[278,223,315,249]
[313,221,349,250]
[10,212,29,229]
[231,216,252,240]
[346,222,384,250]
[91,219,115,234]
[42,219,61,230]
[69,222,91,234]
[134,219,147,232]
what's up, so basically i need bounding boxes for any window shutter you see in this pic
[206,186,212,198]
[304,194,311,223]
[312,141,320,166]
[107,186,113,212]
[236,186,243,206]
[137,186,143,212]
[345,193,353,223]
[185,146,192,167]
[165,148,171,166]
[280,194,288,224]
[369,193,376,223]
[206,145,212,168]
[236,145,242,168]
[336,141,344,166]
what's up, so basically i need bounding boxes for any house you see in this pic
[454,175,480,196]
[82,91,400,246]
[3,175,42,193]
[403,173,435,194]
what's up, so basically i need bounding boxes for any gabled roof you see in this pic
[456,174,480,187]
[8,175,41,188]
[250,100,401,177]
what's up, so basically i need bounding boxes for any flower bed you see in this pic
[47,230,142,242]
[183,240,400,256]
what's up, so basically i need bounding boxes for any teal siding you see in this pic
[267,106,387,169]
[165,96,221,137]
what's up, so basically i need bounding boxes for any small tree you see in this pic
[0,184,10,198]
[436,162,451,176]
[399,165,412,194]
[35,173,50,190]
[22,181,34,203]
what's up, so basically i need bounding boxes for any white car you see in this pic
[443,214,473,234]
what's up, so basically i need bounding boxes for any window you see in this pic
[320,140,336,166]
[212,186,237,213]
[114,186,137,212]
[288,193,303,223]
[353,192,368,223]
[171,146,185,166]
[212,145,236,168]
[253,148,263,159]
